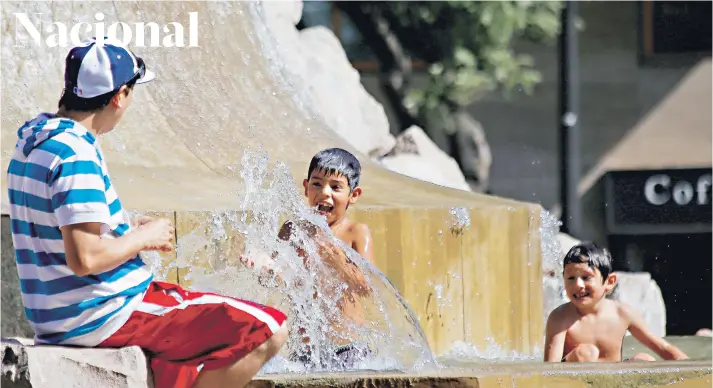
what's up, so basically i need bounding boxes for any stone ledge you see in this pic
[3,338,710,388]
[250,364,712,388]
[1,338,152,388]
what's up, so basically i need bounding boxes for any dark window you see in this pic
[652,1,712,54]
[639,0,712,64]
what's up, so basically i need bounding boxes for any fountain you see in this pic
[1,1,710,387]
[145,149,436,372]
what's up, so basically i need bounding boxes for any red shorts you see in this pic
[98,281,287,388]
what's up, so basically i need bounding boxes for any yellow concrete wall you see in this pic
[351,204,542,356]
[148,201,542,357]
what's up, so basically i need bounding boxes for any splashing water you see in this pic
[135,156,567,368]
[438,339,541,365]
[150,150,434,373]
[448,207,471,230]
[540,209,564,276]
[539,209,568,324]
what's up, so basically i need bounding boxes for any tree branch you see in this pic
[377,3,453,63]
[334,2,419,130]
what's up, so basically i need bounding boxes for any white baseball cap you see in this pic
[64,37,155,98]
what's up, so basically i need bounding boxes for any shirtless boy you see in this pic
[295,147,373,262]
[544,242,689,363]
[242,148,374,366]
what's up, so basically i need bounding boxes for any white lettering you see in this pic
[45,21,68,48]
[94,13,106,46]
[672,181,694,205]
[644,175,671,205]
[107,22,133,46]
[12,12,200,49]
[69,22,92,46]
[162,22,184,47]
[135,22,160,47]
[697,174,712,205]
[644,173,712,206]
[14,13,43,47]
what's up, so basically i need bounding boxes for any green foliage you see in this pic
[390,1,563,117]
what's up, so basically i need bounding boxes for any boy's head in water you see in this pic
[562,242,617,310]
[303,148,362,226]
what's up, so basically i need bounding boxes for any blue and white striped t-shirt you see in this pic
[7,113,153,346]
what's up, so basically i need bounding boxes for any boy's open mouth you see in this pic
[316,204,333,215]
[573,291,591,299]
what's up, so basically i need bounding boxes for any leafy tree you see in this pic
[332,1,562,192]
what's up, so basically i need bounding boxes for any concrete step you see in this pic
[1,337,151,388]
[3,337,710,388]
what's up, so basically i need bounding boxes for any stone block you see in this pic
[377,126,472,192]
[1,338,151,388]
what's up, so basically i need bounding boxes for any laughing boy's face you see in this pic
[303,169,352,226]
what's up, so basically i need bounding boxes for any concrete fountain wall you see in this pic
[0,0,544,359]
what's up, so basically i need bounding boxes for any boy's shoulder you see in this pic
[344,218,369,232]
[338,218,371,240]
[548,301,574,320]
[29,122,98,160]
[546,302,580,331]
[607,299,636,321]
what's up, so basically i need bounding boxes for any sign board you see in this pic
[638,0,712,64]
[604,168,712,235]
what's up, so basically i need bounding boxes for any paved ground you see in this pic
[248,360,711,388]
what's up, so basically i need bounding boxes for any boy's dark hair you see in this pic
[307,148,361,191]
[58,73,139,112]
[563,241,613,282]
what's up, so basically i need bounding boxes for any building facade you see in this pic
[300,1,712,335]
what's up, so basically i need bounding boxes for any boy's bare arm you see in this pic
[61,218,174,276]
[317,241,371,296]
[272,220,370,294]
[353,223,374,264]
[623,303,689,360]
[320,223,374,295]
[543,308,567,362]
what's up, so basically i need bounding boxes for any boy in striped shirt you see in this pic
[7,38,288,388]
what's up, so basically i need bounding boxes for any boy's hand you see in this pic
[131,215,156,228]
[240,255,283,286]
[239,255,256,269]
[239,255,277,274]
[136,218,174,252]
[625,303,689,360]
